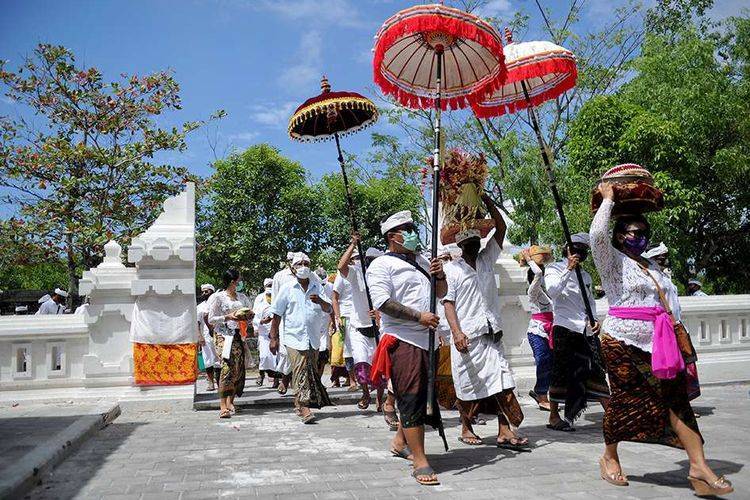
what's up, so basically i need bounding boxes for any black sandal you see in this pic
[390,446,412,460]
[497,436,530,451]
[546,420,576,432]
[412,466,439,486]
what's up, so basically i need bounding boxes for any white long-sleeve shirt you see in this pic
[208,290,252,335]
[527,261,553,338]
[590,198,674,351]
[252,292,273,339]
[36,298,64,315]
[544,260,595,334]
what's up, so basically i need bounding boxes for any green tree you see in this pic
[0,44,217,304]
[315,170,424,252]
[565,23,750,292]
[197,144,325,290]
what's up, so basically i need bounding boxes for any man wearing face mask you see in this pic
[545,232,610,432]
[366,210,447,487]
[271,252,321,394]
[252,278,278,387]
[269,254,333,423]
[442,195,528,449]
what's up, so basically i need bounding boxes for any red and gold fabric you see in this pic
[133,343,197,386]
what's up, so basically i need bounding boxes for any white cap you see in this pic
[365,247,384,258]
[15,305,28,313]
[571,233,590,246]
[381,210,413,235]
[642,243,668,259]
[455,228,481,244]
[688,279,702,287]
[286,251,295,261]
[292,252,310,266]
[38,294,51,304]
[263,278,273,289]
[54,288,69,298]
[200,283,215,292]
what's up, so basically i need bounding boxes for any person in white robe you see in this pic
[337,236,385,411]
[36,288,67,315]
[197,284,219,391]
[687,279,708,297]
[442,195,528,450]
[252,278,278,387]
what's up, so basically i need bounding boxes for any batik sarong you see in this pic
[215,332,246,398]
[287,346,332,409]
[600,334,701,448]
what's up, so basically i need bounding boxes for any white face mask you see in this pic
[295,266,311,279]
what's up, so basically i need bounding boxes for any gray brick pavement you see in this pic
[24,385,749,499]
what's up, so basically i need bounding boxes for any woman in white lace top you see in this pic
[590,182,731,496]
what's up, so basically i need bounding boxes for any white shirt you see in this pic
[36,298,64,315]
[342,265,373,329]
[544,261,595,334]
[270,279,330,351]
[442,256,498,338]
[590,198,674,351]
[527,261,553,338]
[691,290,707,297]
[196,300,210,339]
[207,290,252,334]
[252,292,273,338]
[366,253,435,350]
[319,282,333,352]
[271,268,296,301]
[333,272,354,318]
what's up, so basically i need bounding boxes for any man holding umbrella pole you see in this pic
[368,210,447,486]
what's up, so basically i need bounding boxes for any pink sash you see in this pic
[531,312,554,349]
[608,306,684,379]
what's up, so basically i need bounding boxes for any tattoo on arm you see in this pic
[380,299,421,322]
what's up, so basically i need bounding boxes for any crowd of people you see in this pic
[193,187,732,495]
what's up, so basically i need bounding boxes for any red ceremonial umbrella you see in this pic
[373,2,507,447]
[471,29,595,326]
[288,76,380,336]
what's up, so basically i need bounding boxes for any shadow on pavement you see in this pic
[628,458,744,490]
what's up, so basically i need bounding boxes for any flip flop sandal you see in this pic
[412,466,439,486]
[458,435,483,446]
[347,385,360,392]
[390,446,413,460]
[301,413,316,424]
[497,437,531,452]
[599,457,628,486]
[384,410,399,430]
[547,421,576,432]
[219,410,231,419]
[278,385,287,395]
[357,398,371,410]
[256,378,264,386]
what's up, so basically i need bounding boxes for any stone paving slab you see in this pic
[25,384,749,500]
[0,401,120,499]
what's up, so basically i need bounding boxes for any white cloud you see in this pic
[227,131,260,142]
[277,30,323,91]
[247,102,298,128]
[475,0,514,19]
[256,0,366,28]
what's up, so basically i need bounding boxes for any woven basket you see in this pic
[591,164,664,215]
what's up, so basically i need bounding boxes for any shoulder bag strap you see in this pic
[384,252,432,282]
[636,262,674,319]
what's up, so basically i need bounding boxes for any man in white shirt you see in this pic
[332,267,357,389]
[544,233,609,431]
[36,288,67,315]
[687,279,708,297]
[252,279,278,387]
[337,236,384,412]
[366,210,446,487]
[442,196,528,450]
[270,254,332,423]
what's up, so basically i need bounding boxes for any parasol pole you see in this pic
[520,80,596,326]
[427,48,448,452]
[333,132,380,340]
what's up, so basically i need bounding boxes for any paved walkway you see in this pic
[26,384,748,499]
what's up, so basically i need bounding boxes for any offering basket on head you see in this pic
[591,163,664,216]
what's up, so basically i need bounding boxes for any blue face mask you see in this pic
[236,280,245,291]
[399,230,420,252]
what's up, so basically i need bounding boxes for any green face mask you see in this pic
[400,230,420,252]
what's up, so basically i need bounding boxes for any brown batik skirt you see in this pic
[287,346,332,409]
[215,332,246,399]
[600,334,701,448]
[457,390,524,428]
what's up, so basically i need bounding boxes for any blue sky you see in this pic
[1,0,745,184]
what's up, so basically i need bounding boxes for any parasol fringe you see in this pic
[373,11,508,111]
[472,58,577,118]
